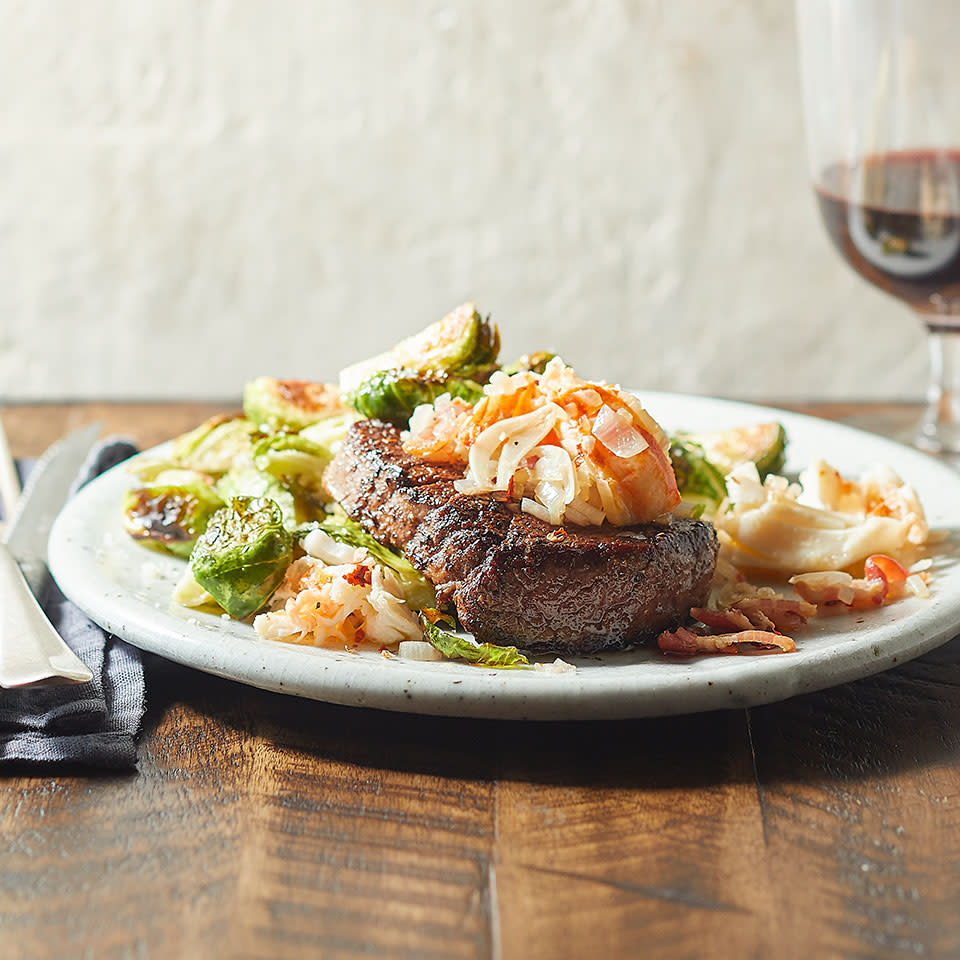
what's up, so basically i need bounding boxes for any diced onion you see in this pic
[907,574,930,598]
[593,404,649,459]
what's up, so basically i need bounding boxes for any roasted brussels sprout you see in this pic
[216,465,300,529]
[253,433,334,506]
[243,377,346,433]
[674,422,787,481]
[339,302,500,394]
[123,472,224,558]
[501,351,557,376]
[346,369,485,424]
[190,497,294,619]
[169,415,260,476]
[669,439,728,515]
[298,413,356,455]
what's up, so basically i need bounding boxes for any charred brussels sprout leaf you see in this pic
[418,614,529,668]
[243,377,346,433]
[501,351,557,376]
[339,302,500,394]
[123,474,224,559]
[669,439,728,514]
[190,497,293,619]
[347,369,485,424]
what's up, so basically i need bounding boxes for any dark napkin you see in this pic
[0,440,146,769]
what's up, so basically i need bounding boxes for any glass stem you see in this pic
[919,325,960,453]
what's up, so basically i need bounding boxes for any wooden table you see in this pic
[2,401,958,960]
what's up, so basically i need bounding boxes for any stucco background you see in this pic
[0,0,927,401]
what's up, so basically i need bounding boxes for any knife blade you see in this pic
[0,424,101,687]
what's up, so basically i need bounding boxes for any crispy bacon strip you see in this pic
[690,607,754,632]
[658,626,796,656]
[732,597,816,632]
[690,597,815,636]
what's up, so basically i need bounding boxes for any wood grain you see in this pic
[1,400,958,960]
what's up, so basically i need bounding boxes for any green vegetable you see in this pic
[172,566,220,611]
[298,413,356,452]
[253,433,334,506]
[419,614,529,668]
[170,415,260,476]
[308,514,436,610]
[501,351,557,375]
[675,422,787,480]
[669,439,728,514]
[190,497,293,619]
[347,369,485,424]
[123,472,225,559]
[243,377,346,433]
[216,465,300,529]
[338,302,500,395]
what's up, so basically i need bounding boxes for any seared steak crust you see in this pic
[324,421,718,653]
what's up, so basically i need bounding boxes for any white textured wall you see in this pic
[0,0,926,402]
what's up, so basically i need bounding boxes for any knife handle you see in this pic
[0,544,93,687]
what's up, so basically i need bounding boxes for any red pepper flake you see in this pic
[344,563,372,587]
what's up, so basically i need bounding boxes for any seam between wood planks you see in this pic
[745,708,770,848]
[489,779,502,960]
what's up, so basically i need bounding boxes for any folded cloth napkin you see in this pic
[0,440,146,769]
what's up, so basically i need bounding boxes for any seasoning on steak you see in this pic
[324,421,719,653]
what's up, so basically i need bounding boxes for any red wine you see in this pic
[816,150,960,323]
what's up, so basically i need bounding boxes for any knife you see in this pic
[0,424,101,688]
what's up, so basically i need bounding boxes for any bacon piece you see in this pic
[732,597,816,632]
[691,597,815,635]
[690,607,754,632]
[658,626,796,656]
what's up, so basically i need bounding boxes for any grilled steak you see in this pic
[324,421,718,653]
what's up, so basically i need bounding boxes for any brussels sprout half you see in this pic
[339,302,500,394]
[253,433,335,506]
[668,439,728,514]
[346,369,485,424]
[123,474,225,559]
[673,422,787,483]
[216,465,300,529]
[191,496,294,619]
[170,415,260,476]
[243,377,346,433]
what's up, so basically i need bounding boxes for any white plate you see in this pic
[48,394,960,720]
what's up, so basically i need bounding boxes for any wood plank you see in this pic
[0,658,498,959]
[747,636,960,958]
[493,711,774,959]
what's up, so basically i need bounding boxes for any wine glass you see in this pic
[796,0,960,453]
